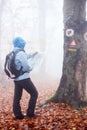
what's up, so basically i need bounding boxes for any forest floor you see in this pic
[0,76,87,130]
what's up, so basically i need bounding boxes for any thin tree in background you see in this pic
[0,0,5,60]
[38,0,47,75]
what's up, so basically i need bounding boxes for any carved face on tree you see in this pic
[65,20,87,53]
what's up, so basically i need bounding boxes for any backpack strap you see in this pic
[13,49,28,79]
[11,49,25,79]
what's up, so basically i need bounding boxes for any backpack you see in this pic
[4,49,25,79]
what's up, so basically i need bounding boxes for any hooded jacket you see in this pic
[12,37,32,81]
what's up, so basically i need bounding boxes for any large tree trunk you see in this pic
[38,0,87,109]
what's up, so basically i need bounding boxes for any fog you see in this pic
[0,0,63,81]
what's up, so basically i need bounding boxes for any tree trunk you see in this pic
[0,0,4,62]
[44,0,87,109]
[38,0,47,76]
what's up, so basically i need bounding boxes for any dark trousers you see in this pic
[13,78,38,117]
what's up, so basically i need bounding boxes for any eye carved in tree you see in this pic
[84,32,87,41]
[66,29,74,37]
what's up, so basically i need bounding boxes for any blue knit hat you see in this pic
[13,37,26,49]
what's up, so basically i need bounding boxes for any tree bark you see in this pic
[44,0,87,109]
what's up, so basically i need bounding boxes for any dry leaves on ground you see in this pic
[0,84,87,130]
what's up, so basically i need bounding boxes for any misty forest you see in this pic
[0,0,87,129]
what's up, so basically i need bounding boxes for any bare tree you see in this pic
[38,0,47,75]
[0,0,5,60]
[38,0,46,51]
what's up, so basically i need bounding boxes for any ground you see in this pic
[0,77,87,130]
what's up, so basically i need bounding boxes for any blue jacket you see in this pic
[13,47,33,81]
